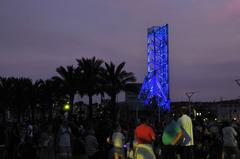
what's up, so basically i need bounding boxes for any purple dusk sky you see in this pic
[0,0,240,102]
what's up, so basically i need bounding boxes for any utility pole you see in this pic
[185,91,198,116]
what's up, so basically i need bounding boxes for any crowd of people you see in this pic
[0,107,240,159]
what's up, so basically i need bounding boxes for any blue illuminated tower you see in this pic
[138,24,170,110]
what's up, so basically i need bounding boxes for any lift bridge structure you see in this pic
[138,24,170,111]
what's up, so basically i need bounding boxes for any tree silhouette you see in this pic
[101,62,136,122]
[77,57,103,119]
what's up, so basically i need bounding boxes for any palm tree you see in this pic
[24,78,40,122]
[55,65,78,111]
[10,77,33,122]
[0,77,16,121]
[101,62,136,122]
[37,78,65,120]
[76,57,103,119]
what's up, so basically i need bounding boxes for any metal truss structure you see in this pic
[138,24,170,110]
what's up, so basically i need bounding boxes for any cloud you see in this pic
[209,0,240,23]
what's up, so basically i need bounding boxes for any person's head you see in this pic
[62,120,68,128]
[88,128,95,135]
[179,107,188,115]
[139,113,150,124]
[47,125,53,133]
[26,120,32,126]
[222,121,231,127]
[115,123,122,132]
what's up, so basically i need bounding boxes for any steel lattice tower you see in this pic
[138,24,170,110]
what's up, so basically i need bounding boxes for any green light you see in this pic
[64,103,70,111]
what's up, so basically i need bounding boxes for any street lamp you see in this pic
[235,79,240,111]
[185,91,198,116]
[235,79,240,87]
[64,102,71,111]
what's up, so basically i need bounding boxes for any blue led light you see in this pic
[138,24,170,110]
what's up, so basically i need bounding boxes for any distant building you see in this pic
[171,100,240,121]
[215,100,240,121]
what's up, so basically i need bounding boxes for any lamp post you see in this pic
[235,79,240,102]
[185,91,198,116]
[235,79,240,87]
[63,102,71,119]
[235,79,240,115]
